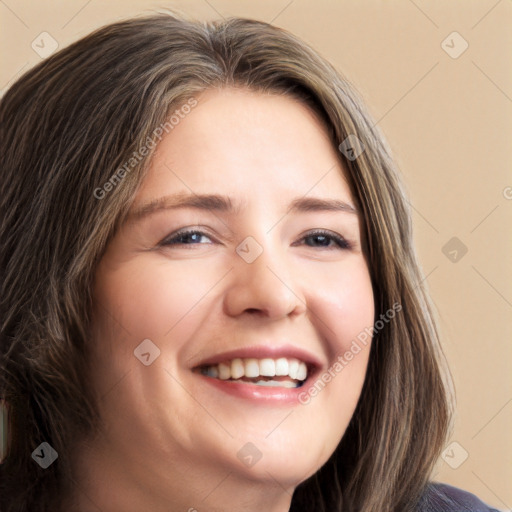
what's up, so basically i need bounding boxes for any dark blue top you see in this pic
[417,482,501,511]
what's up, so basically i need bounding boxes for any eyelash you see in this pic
[161,228,352,250]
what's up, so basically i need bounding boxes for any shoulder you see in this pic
[416,482,501,512]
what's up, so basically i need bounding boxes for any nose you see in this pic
[223,241,306,320]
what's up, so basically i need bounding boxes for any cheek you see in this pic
[90,258,226,432]
[292,258,374,458]
[90,257,226,397]
[95,258,224,343]
[305,258,375,358]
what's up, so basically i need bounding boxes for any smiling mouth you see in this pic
[194,356,310,389]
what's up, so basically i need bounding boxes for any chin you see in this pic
[215,425,337,486]
[231,451,322,488]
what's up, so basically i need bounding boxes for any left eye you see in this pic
[295,230,351,250]
[161,228,350,250]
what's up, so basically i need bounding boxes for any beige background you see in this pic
[1,0,510,509]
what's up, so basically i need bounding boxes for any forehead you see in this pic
[134,87,354,207]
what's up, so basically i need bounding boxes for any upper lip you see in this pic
[191,344,325,372]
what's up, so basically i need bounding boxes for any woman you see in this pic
[0,12,499,512]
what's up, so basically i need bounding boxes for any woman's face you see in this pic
[89,88,374,498]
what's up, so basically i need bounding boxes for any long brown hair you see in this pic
[0,12,452,511]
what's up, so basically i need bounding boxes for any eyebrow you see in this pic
[127,192,357,221]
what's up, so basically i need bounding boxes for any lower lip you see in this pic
[196,373,312,405]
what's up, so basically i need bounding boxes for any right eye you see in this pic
[161,228,215,247]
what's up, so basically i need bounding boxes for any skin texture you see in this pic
[68,88,375,512]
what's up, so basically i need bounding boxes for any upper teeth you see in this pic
[201,357,308,381]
